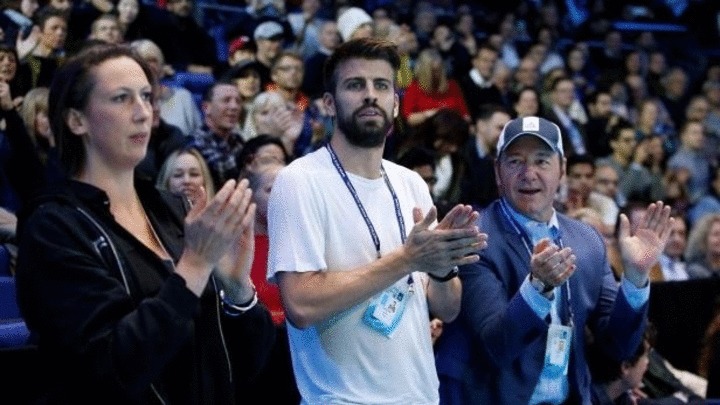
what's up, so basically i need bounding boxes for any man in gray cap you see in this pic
[254,20,286,88]
[435,116,674,404]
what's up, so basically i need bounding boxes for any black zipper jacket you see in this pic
[15,178,274,404]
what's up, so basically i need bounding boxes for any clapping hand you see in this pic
[404,206,486,278]
[180,180,255,297]
[618,201,673,287]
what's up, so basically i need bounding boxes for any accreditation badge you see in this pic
[544,323,573,376]
[362,284,411,338]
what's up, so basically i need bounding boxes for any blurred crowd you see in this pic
[2,0,720,402]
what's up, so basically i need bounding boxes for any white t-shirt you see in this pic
[268,147,440,405]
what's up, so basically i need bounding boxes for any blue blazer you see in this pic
[436,200,648,404]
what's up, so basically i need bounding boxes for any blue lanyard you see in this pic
[499,199,574,327]
[326,144,414,288]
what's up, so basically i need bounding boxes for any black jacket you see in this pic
[15,178,274,404]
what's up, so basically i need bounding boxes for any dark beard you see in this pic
[336,103,392,148]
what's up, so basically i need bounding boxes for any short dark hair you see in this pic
[237,134,289,167]
[396,146,436,171]
[549,75,572,92]
[609,118,634,142]
[567,154,596,171]
[49,43,154,176]
[202,80,233,103]
[586,89,610,106]
[323,37,400,95]
[510,86,539,106]
[34,5,67,29]
[474,103,509,123]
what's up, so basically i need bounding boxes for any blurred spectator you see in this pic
[400,108,469,218]
[136,84,189,183]
[227,35,256,67]
[647,50,668,97]
[287,0,326,60]
[191,82,244,190]
[237,133,289,173]
[87,13,121,44]
[224,0,293,47]
[155,146,215,205]
[266,50,313,155]
[594,159,624,207]
[411,1,436,49]
[461,103,509,210]
[18,86,63,183]
[562,154,619,237]
[633,97,676,155]
[0,0,39,46]
[585,89,619,159]
[429,22,472,81]
[592,29,625,84]
[684,213,720,278]
[661,168,691,218]
[701,80,720,138]
[596,120,663,204]
[588,324,703,405]
[496,12,521,71]
[453,11,477,58]
[220,59,262,129]
[688,166,720,228]
[542,76,589,157]
[267,51,308,111]
[131,39,202,136]
[460,43,504,119]
[525,41,563,76]
[512,57,540,94]
[301,20,339,100]
[115,0,174,59]
[390,24,418,92]
[685,94,720,163]
[658,215,690,281]
[242,160,300,404]
[624,50,646,78]
[163,0,217,73]
[565,44,596,102]
[606,78,631,120]
[253,21,285,89]
[699,299,720,398]
[242,91,303,158]
[634,135,666,193]
[511,86,540,118]
[21,6,67,88]
[0,78,46,216]
[401,48,470,127]
[658,67,691,130]
[667,120,712,202]
[570,207,624,278]
[336,6,372,43]
[396,144,437,195]
[0,43,30,107]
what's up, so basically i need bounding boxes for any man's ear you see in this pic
[393,92,399,118]
[66,109,87,136]
[322,92,336,117]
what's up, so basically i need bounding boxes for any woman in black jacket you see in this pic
[15,43,274,404]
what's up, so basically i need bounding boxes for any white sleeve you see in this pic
[266,168,327,284]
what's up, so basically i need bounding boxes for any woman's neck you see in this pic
[76,168,136,206]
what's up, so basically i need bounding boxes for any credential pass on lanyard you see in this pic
[326,144,414,290]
